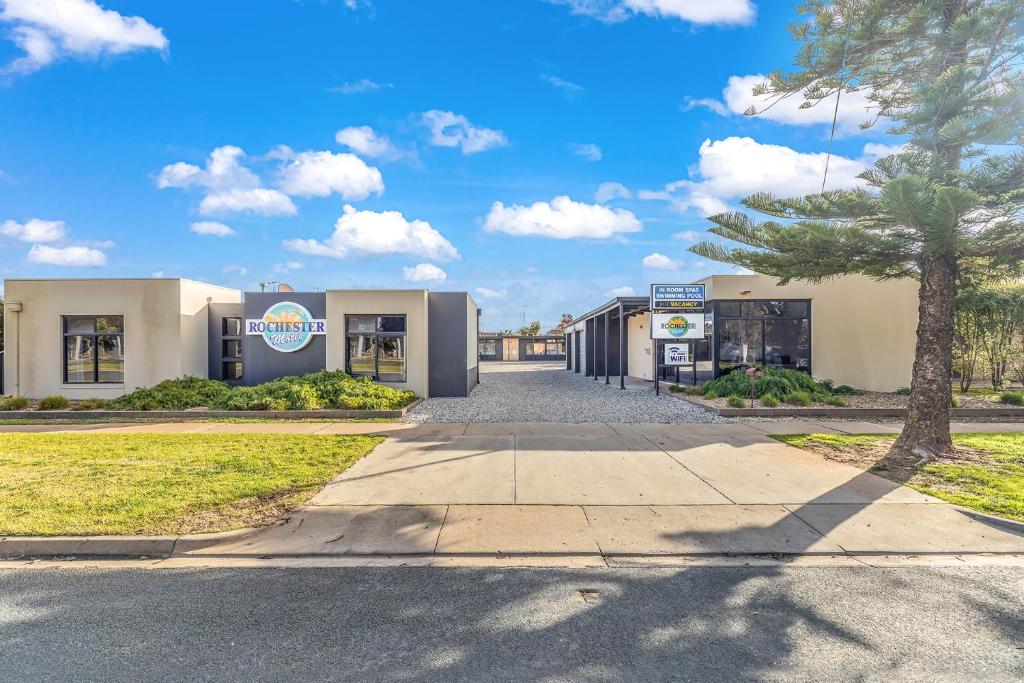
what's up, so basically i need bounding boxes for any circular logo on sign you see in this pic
[665,315,693,338]
[257,302,321,353]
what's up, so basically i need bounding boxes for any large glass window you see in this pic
[479,338,498,358]
[346,315,406,382]
[718,319,763,372]
[714,300,811,376]
[63,315,124,384]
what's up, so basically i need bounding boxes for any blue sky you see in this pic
[0,0,899,331]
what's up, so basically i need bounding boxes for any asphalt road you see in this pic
[1,565,1022,682]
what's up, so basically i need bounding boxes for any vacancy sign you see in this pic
[664,343,691,365]
[650,284,705,311]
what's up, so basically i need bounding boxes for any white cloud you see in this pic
[26,244,106,266]
[475,287,508,301]
[1,218,66,242]
[569,143,602,162]
[605,285,635,297]
[640,136,874,217]
[157,146,298,216]
[273,261,303,274]
[284,205,459,262]
[403,263,447,284]
[483,195,642,240]
[222,264,248,276]
[595,181,632,203]
[199,188,297,216]
[189,221,235,237]
[541,74,584,95]
[328,78,392,94]
[550,0,755,25]
[157,146,259,191]
[671,229,702,242]
[687,73,875,135]
[276,150,384,199]
[335,126,404,161]
[151,270,165,277]
[642,252,681,270]
[421,110,507,155]
[0,0,167,75]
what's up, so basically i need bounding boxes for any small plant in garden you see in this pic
[761,394,780,408]
[1000,391,1024,406]
[684,386,704,396]
[785,391,812,407]
[833,385,861,396]
[950,395,961,408]
[826,396,846,407]
[73,398,111,411]
[895,387,912,396]
[36,396,69,410]
[0,396,29,411]
[727,395,746,408]
[667,384,684,393]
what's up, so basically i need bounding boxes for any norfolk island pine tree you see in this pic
[691,0,1024,462]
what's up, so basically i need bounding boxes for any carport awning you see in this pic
[573,297,649,325]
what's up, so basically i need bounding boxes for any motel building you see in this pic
[561,272,920,393]
[1,278,479,399]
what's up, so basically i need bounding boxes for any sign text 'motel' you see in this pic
[650,284,705,311]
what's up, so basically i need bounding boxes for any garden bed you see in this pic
[0,400,421,422]
[0,370,419,418]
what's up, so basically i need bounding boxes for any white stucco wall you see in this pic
[699,273,918,392]
[325,290,430,398]
[2,279,241,399]
[627,312,654,380]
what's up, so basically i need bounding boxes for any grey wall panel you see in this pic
[428,292,472,397]
[208,302,243,382]
[241,292,327,386]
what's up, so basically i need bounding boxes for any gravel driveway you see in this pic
[404,362,726,423]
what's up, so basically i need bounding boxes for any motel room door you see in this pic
[502,337,519,361]
[574,331,581,372]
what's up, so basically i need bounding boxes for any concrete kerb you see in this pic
[669,395,1024,419]
[0,526,264,560]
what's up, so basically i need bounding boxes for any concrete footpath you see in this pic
[3,420,1024,566]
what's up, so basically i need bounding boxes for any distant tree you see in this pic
[517,320,542,336]
[548,313,574,335]
[497,328,515,336]
[691,0,1024,461]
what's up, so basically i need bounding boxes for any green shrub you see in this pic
[761,394,780,408]
[683,386,704,396]
[73,398,111,411]
[950,395,960,408]
[833,385,861,396]
[895,387,912,396]
[37,396,70,410]
[785,391,812,407]
[0,396,30,411]
[108,370,416,412]
[702,367,829,402]
[999,391,1024,406]
[667,384,684,393]
[826,396,846,407]
[726,395,746,408]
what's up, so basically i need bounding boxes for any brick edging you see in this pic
[672,395,1024,418]
[0,398,423,421]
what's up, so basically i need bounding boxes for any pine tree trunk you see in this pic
[891,254,956,460]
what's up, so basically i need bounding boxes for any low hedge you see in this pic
[108,371,417,412]
[701,367,835,403]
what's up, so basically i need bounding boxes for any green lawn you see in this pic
[777,432,1024,522]
[0,433,382,536]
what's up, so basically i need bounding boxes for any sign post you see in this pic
[650,284,706,396]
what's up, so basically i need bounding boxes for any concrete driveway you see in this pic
[184,422,1024,564]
